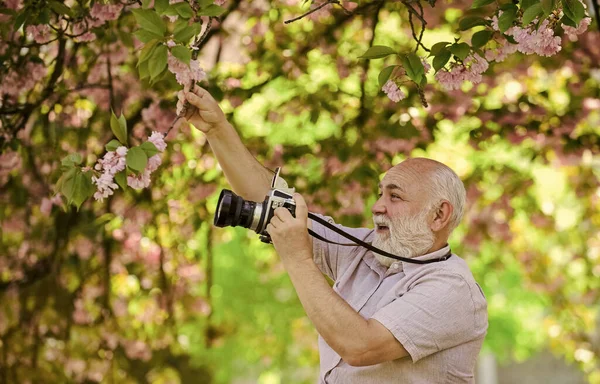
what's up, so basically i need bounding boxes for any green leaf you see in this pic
[562,0,585,25]
[48,0,73,16]
[119,30,134,48]
[61,153,83,168]
[430,42,450,55]
[199,4,226,16]
[173,2,194,18]
[126,146,148,172]
[133,29,163,43]
[142,0,152,9]
[13,11,28,30]
[140,141,160,157]
[138,39,159,65]
[358,45,397,59]
[148,44,168,80]
[560,14,577,27]
[155,0,169,14]
[400,53,424,84]
[433,48,452,72]
[498,6,518,32]
[471,30,493,48]
[522,3,543,25]
[131,9,166,37]
[55,167,76,194]
[110,111,128,144]
[459,16,488,30]
[114,171,127,190]
[71,169,95,210]
[541,0,555,15]
[105,140,122,152]
[472,0,495,8]
[198,0,214,7]
[173,21,201,43]
[138,60,150,79]
[171,45,191,65]
[378,65,397,88]
[450,42,471,60]
[520,0,539,11]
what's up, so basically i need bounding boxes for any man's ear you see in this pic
[430,200,453,232]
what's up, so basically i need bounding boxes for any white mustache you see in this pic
[373,216,391,226]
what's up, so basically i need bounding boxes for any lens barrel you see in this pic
[214,189,259,229]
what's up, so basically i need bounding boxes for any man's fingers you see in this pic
[293,193,308,221]
[184,91,205,108]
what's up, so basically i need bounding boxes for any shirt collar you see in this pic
[402,244,452,273]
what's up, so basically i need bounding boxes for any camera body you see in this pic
[213,168,296,243]
[257,188,296,243]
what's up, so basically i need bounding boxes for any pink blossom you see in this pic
[72,22,96,42]
[26,24,52,44]
[89,3,123,27]
[0,62,47,100]
[563,17,591,41]
[435,53,488,91]
[92,173,119,201]
[214,0,226,5]
[382,80,406,102]
[485,37,518,62]
[167,53,207,86]
[148,131,167,152]
[508,20,562,57]
[127,170,151,190]
[147,155,162,172]
[4,0,23,10]
[94,148,127,175]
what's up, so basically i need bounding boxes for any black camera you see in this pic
[213,168,296,243]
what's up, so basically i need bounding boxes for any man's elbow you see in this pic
[342,345,410,367]
[343,349,383,367]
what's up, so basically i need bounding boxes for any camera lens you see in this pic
[214,190,262,230]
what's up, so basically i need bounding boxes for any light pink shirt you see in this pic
[310,214,488,383]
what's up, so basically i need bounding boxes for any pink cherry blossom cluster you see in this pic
[126,132,167,190]
[92,146,128,201]
[26,24,52,44]
[382,80,406,102]
[381,58,430,102]
[504,19,562,57]
[70,2,123,43]
[167,49,207,87]
[563,17,592,40]
[0,62,47,103]
[435,53,489,91]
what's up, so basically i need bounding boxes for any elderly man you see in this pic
[178,87,488,383]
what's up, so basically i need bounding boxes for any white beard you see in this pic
[372,208,436,268]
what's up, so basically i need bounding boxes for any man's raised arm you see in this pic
[177,86,274,202]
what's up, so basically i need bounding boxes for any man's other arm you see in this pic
[180,87,274,202]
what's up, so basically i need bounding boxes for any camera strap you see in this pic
[307,213,452,265]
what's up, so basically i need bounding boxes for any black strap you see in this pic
[307,213,452,265]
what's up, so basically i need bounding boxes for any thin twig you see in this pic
[284,0,349,24]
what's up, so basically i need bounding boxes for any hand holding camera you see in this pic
[177,85,228,136]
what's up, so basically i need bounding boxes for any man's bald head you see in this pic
[384,157,466,232]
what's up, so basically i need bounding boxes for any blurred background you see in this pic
[0,0,599,382]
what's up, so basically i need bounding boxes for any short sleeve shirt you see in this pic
[309,214,488,384]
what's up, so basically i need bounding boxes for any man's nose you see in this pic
[372,198,386,215]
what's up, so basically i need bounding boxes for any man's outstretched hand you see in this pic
[177,85,228,135]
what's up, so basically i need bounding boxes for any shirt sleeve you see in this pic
[370,270,487,363]
[309,213,372,281]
